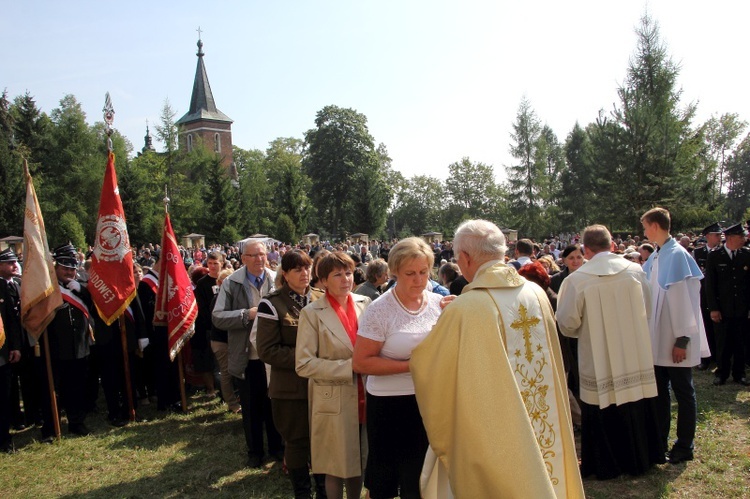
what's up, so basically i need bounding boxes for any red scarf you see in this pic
[326,292,365,423]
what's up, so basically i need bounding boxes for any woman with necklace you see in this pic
[353,238,443,499]
[296,252,371,499]
[256,250,326,498]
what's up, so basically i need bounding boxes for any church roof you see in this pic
[176,38,233,125]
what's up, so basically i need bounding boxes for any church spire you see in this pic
[176,35,232,126]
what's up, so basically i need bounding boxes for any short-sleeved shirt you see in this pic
[357,288,442,396]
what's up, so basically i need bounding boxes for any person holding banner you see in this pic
[37,243,95,439]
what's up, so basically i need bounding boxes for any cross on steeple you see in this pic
[196,26,203,40]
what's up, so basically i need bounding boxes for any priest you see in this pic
[411,219,584,499]
[556,225,665,479]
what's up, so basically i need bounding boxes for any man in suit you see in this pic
[0,248,41,431]
[212,239,282,468]
[0,249,23,452]
[38,243,95,439]
[705,223,750,386]
[692,222,723,370]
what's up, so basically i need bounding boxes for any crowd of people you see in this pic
[1,208,749,498]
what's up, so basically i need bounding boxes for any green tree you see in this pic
[591,13,707,232]
[506,97,544,235]
[120,149,166,245]
[445,157,498,224]
[702,113,747,201]
[390,174,445,237]
[349,142,393,237]
[265,137,310,240]
[43,94,102,244]
[303,105,387,238]
[0,90,25,237]
[559,122,595,231]
[234,146,273,237]
[725,133,750,220]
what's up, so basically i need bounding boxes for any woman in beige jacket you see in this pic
[296,252,371,499]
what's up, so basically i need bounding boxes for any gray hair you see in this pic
[453,220,507,261]
[582,225,612,252]
[366,259,389,283]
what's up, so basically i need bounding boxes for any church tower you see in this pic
[176,36,234,169]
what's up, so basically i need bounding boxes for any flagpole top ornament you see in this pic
[103,92,115,152]
[163,185,170,212]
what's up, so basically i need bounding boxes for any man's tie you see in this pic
[255,275,262,291]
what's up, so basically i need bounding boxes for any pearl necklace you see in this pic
[392,288,427,316]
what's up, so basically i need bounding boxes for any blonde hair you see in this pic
[387,237,435,274]
[537,255,560,273]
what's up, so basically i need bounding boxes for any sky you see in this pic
[3,1,749,182]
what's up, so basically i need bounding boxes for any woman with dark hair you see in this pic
[296,252,371,499]
[549,244,585,295]
[256,250,326,498]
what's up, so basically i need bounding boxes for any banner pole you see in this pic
[177,351,187,412]
[119,320,136,421]
[42,330,61,439]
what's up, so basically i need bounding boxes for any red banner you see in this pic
[89,151,136,325]
[154,213,197,361]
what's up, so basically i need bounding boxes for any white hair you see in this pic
[453,219,507,261]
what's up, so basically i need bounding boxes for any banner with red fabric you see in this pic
[154,212,197,361]
[89,151,136,325]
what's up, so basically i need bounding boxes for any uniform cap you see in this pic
[0,248,19,263]
[701,222,722,236]
[52,243,78,268]
[722,223,747,237]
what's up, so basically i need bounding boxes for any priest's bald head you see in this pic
[453,219,507,282]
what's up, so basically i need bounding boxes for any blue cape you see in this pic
[642,237,703,289]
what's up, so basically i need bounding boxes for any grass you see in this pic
[2,368,749,498]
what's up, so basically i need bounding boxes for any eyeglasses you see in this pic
[243,253,266,259]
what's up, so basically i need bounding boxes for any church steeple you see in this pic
[176,33,234,169]
[176,37,232,125]
[142,124,156,154]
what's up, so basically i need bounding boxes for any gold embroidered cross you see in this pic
[511,304,540,363]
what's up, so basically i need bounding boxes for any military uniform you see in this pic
[692,222,722,368]
[704,224,750,384]
[0,249,24,451]
[38,243,95,437]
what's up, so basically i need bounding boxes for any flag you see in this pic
[20,162,63,339]
[89,151,136,325]
[154,212,197,361]
[0,314,5,350]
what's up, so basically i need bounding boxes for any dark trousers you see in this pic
[365,393,428,499]
[700,307,717,364]
[654,366,696,452]
[715,317,747,381]
[152,328,180,409]
[235,359,282,459]
[0,363,12,447]
[37,355,89,437]
[272,398,310,469]
[92,340,138,420]
[10,344,41,426]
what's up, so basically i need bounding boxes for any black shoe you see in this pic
[109,417,128,428]
[246,454,262,468]
[696,363,710,371]
[270,449,285,462]
[667,447,694,464]
[12,423,26,431]
[69,423,92,436]
[713,377,727,386]
[733,377,750,386]
[0,440,14,453]
[40,435,55,444]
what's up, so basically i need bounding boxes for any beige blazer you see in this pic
[296,293,370,478]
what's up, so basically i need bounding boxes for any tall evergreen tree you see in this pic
[265,137,310,241]
[0,90,24,237]
[506,97,544,236]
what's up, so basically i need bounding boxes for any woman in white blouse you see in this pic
[352,237,443,499]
